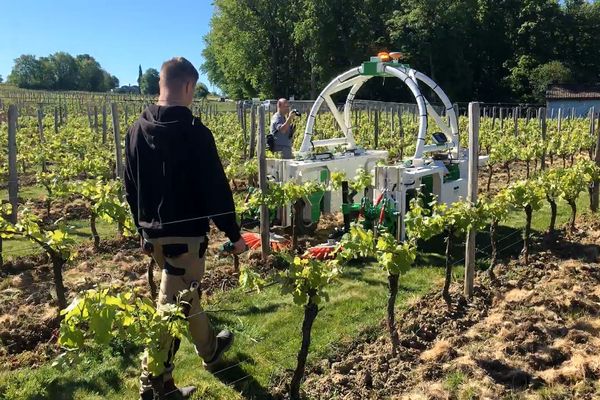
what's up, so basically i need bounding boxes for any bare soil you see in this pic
[0,230,256,370]
[304,217,600,400]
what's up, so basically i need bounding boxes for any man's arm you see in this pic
[272,113,295,135]
[194,126,241,243]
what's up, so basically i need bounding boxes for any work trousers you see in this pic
[139,235,217,393]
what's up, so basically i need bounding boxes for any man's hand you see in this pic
[140,237,153,256]
[231,238,248,255]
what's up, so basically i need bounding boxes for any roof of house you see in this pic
[546,84,600,100]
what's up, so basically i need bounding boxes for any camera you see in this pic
[291,109,301,117]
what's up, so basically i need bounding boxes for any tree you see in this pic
[110,75,119,90]
[388,0,478,101]
[531,61,572,102]
[8,52,117,92]
[0,75,3,84]
[76,54,105,91]
[7,55,52,89]
[138,64,143,88]
[195,82,209,98]
[140,68,160,95]
[48,52,79,90]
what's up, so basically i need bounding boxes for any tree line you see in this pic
[202,0,600,103]
[7,52,119,92]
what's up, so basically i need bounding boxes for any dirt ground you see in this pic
[304,217,600,400]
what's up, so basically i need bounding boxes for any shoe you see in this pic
[140,378,196,400]
[203,330,234,369]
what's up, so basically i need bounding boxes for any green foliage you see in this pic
[481,189,511,223]
[241,180,325,216]
[0,204,75,260]
[328,168,372,193]
[376,232,416,276]
[404,198,446,241]
[530,61,572,102]
[280,257,339,306]
[195,82,210,99]
[336,224,376,261]
[239,266,267,293]
[441,200,487,236]
[58,288,189,377]
[506,179,545,211]
[140,68,160,95]
[72,179,136,235]
[7,52,117,92]
[203,0,600,102]
[539,168,562,201]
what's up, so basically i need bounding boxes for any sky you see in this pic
[0,0,215,90]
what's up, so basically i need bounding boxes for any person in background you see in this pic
[124,56,246,400]
[270,98,297,159]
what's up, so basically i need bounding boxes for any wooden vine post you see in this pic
[464,102,479,299]
[257,105,270,261]
[591,111,600,212]
[111,103,124,180]
[249,104,257,158]
[7,105,19,224]
[102,104,107,144]
[540,107,547,171]
[37,105,47,172]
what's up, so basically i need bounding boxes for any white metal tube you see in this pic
[413,71,459,148]
[383,65,428,161]
[300,67,361,153]
[344,78,370,139]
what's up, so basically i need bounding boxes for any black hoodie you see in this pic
[124,105,241,242]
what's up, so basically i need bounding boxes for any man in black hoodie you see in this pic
[125,57,246,400]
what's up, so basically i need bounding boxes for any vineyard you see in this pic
[0,89,599,400]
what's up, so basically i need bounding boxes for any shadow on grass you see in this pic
[43,361,124,400]
[416,225,529,270]
[210,352,274,399]
[234,303,283,316]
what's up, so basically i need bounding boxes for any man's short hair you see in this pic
[160,57,199,86]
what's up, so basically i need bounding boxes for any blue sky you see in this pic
[0,0,215,89]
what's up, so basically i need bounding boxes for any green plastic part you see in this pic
[444,163,460,182]
[360,61,412,77]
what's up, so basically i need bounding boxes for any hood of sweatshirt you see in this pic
[138,105,193,149]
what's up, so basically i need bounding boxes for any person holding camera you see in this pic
[269,98,298,159]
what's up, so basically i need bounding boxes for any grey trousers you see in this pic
[277,146,293,159]
[139,236,217,394]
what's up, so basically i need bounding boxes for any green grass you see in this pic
[1,183,119,258]
[0,265,441,400]
[0,184,47,201]
[444,370,466,395]
[1,217,118,260]
[0,189,597,399]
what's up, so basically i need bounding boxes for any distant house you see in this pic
[546,84,600,118]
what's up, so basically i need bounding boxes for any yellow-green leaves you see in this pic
[506,179,545,211]
[58,288,189,377]
[280,257,339,306]
[239,266,266,293]
[376,232,416,276]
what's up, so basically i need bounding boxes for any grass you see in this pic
[0,187,597,399]
[1,183,119,259]
[444,370,466,394]
[1,217,118,260]
[0,264,442,399]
